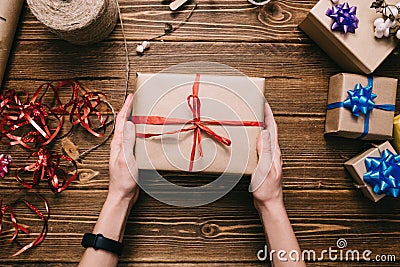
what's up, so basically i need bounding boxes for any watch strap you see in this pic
[81,233,123,256]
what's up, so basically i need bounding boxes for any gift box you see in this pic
[325,73,397,140]
[393,114,400,153]
[0,0,24,86]
[345,141,400,202]
[132,73,265,175]
[299,0,397,74]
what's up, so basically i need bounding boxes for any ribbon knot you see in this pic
[326,2,359,33]
[326,76,395,139]
[364,149,400,197]
[132,74,263,172]
[343,82,376,117]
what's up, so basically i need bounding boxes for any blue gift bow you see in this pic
[326,76,395,139]
[326,2,359,34]
[364,149,400,197]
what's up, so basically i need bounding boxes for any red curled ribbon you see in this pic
[0,80,111,192]
[15,148,78,193]
[132,74,264,172]
[0,193,49,257]
[0,80,109,150]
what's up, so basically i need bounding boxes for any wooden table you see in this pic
[1,0,400,266]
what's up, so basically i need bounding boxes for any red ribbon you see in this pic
[0,81,108,150]
[0,193,49,257]
[15,148,78,193]
[0,81,110,192]
[132,74,264,172]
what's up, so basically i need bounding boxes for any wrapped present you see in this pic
[345,141,400,202]
[325,73,397,140]
[0,0,24,86]
[132,73,265,175]
[393,114,400,153]
[299,0,397,74]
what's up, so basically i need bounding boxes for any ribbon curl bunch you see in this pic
[0,80,112,192]
[364,149,400,197]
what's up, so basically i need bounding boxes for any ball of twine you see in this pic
[27,0,118,45]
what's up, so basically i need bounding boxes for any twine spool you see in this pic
[27,0,118,45]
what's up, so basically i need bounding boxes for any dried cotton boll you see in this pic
[374,17,385,27]
[384,27,390,37]
[385,18,396,28]
[136,44,145,53]
[397,29,400,39]
[383,6,399,18]
[376,22,388,32]
[142,41,150,49]
[375,29,384,38]
[396,2,400,9]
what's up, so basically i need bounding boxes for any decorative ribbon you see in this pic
[132,74,264,172]
[326,76,395,138]
[15,148,78,193]
[0,193,49,257]
[326,2,359,33]
[0,154,12,178]
[0,81,108,150]
[0,81,111,192]
[364,149,400,197]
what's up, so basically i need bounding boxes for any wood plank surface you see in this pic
[17,0,315,42]
[0,189,399,265]
[1,0,400,266]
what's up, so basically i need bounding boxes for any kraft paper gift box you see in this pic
[344,141,400,202]
[132,73,265,175]
[325,73,397,140]
[0,0,24,86]
[299,0,397,74]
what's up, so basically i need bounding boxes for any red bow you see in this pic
[132,74,264,172]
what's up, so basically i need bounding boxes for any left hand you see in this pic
[108,94,139,203]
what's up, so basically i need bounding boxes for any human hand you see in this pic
[251,102,283,210]
[108,94,139,204]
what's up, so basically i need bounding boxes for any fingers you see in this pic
[264,102,278,144]
[122,121,139,182]
[122,121,136,152]
[115,94,134,137]
[257,129,271,156]
[250,130,273,192]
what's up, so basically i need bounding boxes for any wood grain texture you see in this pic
[3,41,400,116]
[0,116,368,191]
[1,0,400,266]
[17,0,315,42]
[0,189,399,264]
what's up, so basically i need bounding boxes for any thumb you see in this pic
[122,121,136,159]
[257,129,272,157]
[250,130,273,192]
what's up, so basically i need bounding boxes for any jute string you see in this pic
[27,0,118,45]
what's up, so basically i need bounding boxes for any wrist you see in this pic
[254,196,285,214]
[106,192,135,209]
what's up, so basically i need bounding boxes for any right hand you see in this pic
[251,102,283,209]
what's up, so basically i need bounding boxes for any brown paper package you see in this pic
[133,73,265,175]
[0,0,24,86]
[325,73,397,140]
[299,0,397,74]
[344,141,396,202]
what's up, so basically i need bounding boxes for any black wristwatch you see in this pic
[81,233,123,256]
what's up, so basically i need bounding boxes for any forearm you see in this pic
[79,193,133,267]
[257,201,305,267]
